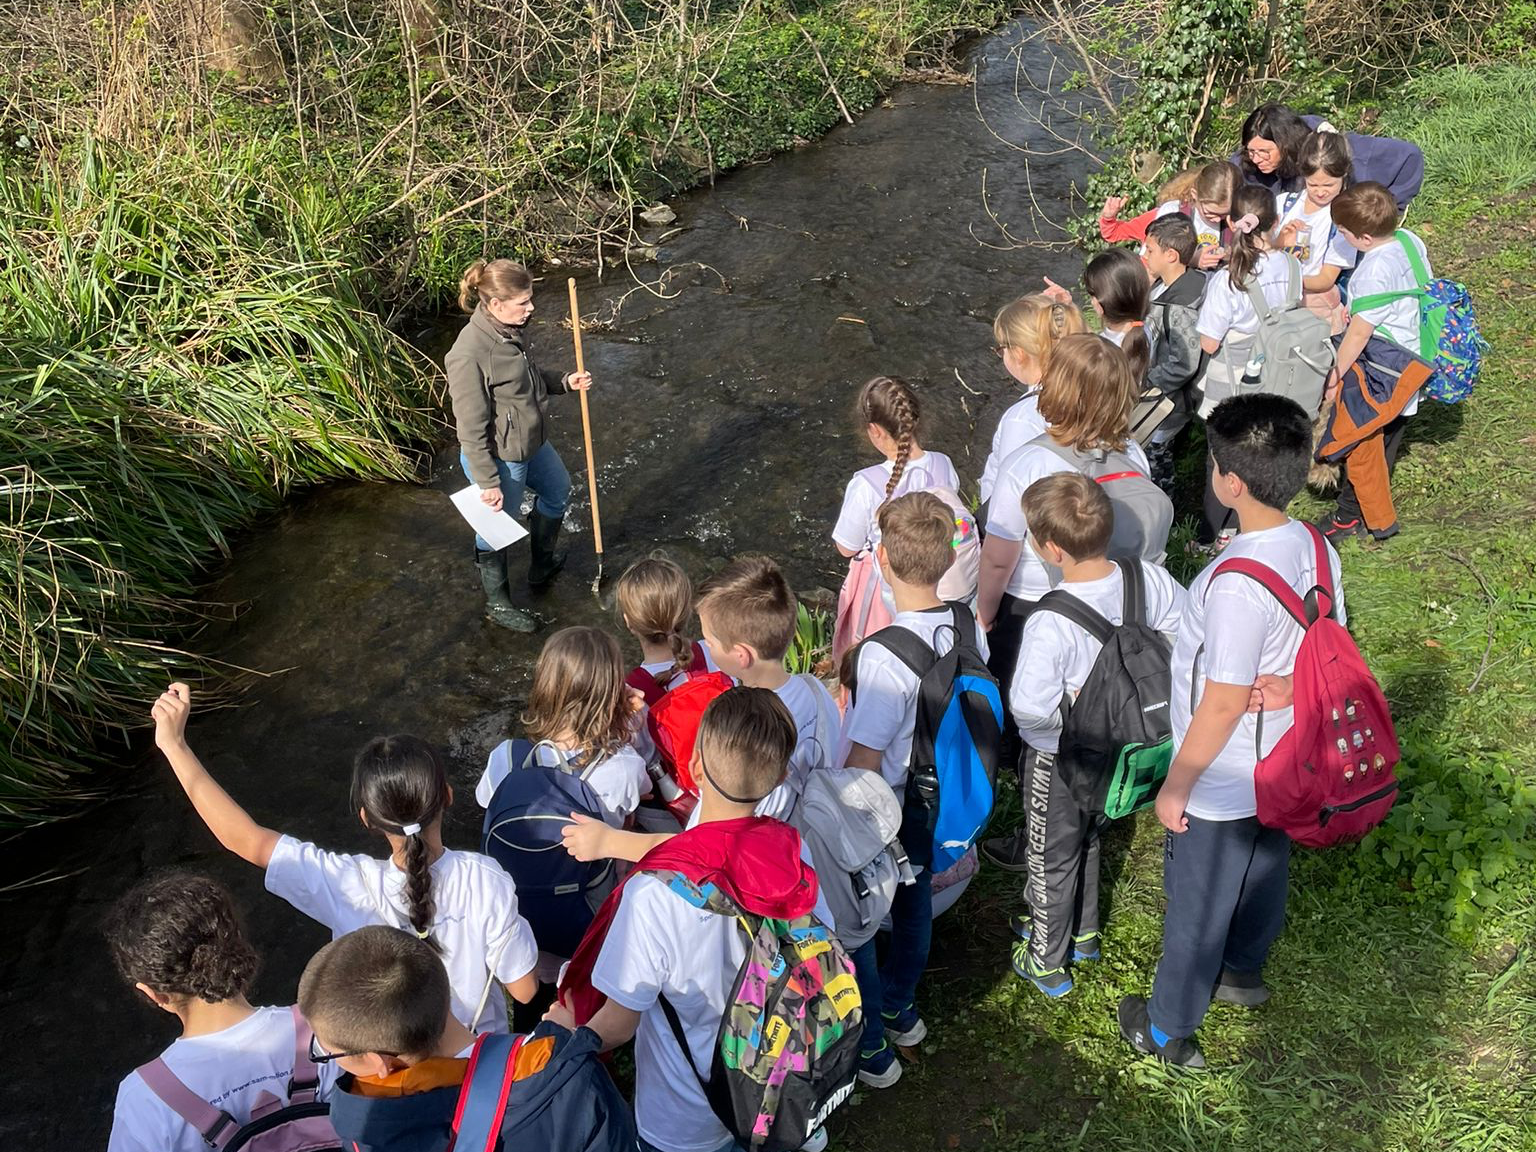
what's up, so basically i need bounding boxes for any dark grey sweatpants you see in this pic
[1022,749,1105,973]
[1148,813,1292,1038]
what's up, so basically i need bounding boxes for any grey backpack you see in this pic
[1030,437,1174,566]
[1243,252,1335,415]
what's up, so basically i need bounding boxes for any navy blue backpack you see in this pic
[856,603,1004,872]
[481,740,615,958]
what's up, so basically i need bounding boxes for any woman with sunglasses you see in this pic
[1235,103,1424,210]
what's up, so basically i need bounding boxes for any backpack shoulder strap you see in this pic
[1031,590,1115,646]
[450,1031,528,1152]
[1118,558,1148,626]
[1395,229,1431,288]
[1028,434,1081,472]
[657,994,711,1095]
[1304,522,1339,621]
[134,1060,238,1149]
[1208,558,1312,628]
[863,623,938,679]
[286,1005,322,1104]
[690,640,709,671]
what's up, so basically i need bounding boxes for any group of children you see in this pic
[103,98,1450,1152]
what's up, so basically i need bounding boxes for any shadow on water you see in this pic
[0,18,1104,1147]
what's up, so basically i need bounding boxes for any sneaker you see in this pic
[1008,916,1100,962]
[1117,996,1206,1069]
[981,829,1030,872]
[857,1041,903,1089]
[800,1128,830,1152]
[1011,941,1073,998]
[881,1006,927,1047]
[1212,967,1271,1007]
[1315,511,1364,540]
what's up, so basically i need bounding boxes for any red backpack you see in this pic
[1208,525,1400,847]
[648,668,734,807]
[626,640,710,707]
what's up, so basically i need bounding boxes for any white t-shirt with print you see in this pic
[832,451,961,553]
[108,1006,339,1152]
[985,440,1153,601]
[1349,230,1432,417]
[1009,563,1188,753]
[265,837,539,1034]
[843,605,990,792]
[978,394,1047,504]
[475,739,650,827]
[1273,192,1355,278]
[1171,520,1346,821]
[592,840,833,1152]
[1196,249,1295,346]
[1157,199,1225,250]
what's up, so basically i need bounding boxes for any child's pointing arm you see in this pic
[152,683,281,869]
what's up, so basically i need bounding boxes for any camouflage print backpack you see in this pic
[653,872,863,1152]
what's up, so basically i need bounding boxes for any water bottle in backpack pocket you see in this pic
[1031,560,1174,819]
[481,739,616,958]
[655,875,863,1152]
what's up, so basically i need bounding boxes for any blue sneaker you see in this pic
[1008,915,1100,962]
[1011,940,1073,998]
[880,1005,927,1046]
[857,1040,902,1088]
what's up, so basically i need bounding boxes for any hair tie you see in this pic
[414,927,431,939]
[401,822,422,836]
[1126,320,1144,328]
[1232,213,1260,235]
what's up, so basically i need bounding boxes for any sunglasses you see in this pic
[309,1033,399,1064]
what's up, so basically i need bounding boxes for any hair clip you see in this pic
[1232,213,1261,235]
[401,822,422,836]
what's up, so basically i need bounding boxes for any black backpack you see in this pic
[1031,561,1173,819]
[855,603,1005,872]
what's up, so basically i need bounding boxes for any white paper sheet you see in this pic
[450,485,529,550]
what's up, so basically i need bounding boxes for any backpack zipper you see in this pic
[1318,779,1398,824]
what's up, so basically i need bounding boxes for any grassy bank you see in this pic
[838,64,1536,1152]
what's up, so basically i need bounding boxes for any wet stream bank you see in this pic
[0,18,1092,1145]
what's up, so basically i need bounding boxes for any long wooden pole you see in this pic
[567,278,603,590]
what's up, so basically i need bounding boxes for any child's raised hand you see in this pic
[1099,195,1127,221]
[1041,277,1073,305]
[151,683,192,750]
[561,812,612,862]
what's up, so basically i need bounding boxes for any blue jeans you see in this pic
[1148,814,1291,1038]
[880,865,933,1018]
[459,441,571,550]
[848,938,887,1057]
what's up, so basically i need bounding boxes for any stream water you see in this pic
[0,18,1093,1145]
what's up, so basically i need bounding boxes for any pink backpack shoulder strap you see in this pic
[287,1004,323,1105]
[134,1059,239,1149]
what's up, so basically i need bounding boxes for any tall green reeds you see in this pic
[0,141,439,824]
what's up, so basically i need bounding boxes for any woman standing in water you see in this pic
[447,259,592,631]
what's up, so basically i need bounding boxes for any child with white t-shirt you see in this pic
[843,492,989,1087]
[977,293,1086,511]
[976,334,1156,803]
[1316,180,1434,543]
[152,684,539,1036]
[998,474,1186,999]
[105,871,336,1152]
[1119,394,1345,1069]
[551,688,839,1152]
[475,626,651,827]
[1273,129,1356,330]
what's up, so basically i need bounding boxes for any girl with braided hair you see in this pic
[150,684,540,1036]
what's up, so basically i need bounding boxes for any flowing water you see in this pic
[0,18,1092,1145]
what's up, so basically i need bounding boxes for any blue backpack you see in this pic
[856,603,1004,872]
[1349,228,1488,404]
[481,740,614,958]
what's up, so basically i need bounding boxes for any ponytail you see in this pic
[457,260,487,314]
[351,735,450,952]
[857,376,921,503]
[1225,184,1279,291]
[1082,249,1152,383]
[615,556,696,685]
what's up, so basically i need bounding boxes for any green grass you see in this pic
[835,63,1536,1152]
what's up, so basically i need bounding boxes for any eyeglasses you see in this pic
[1245,146,1278,160]
[309,1033,398,1064]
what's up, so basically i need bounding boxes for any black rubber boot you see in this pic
[473,547,537,632]
[527,511,568,588]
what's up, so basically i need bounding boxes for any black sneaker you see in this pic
[1117,996,1206,1069]
[981,829,1030,872]
[1314,511,1364,540]
[1212,968,1271,1007]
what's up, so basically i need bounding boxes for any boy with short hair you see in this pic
[1316,180,1432,542]
[553,687,838,1152]
[842,491,988,1086]
[696,555,841,814]
[1006,474,1187,998]
[1142,213,1209,494]
[1119,394,1345,1068]
[304,926,632,1152]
